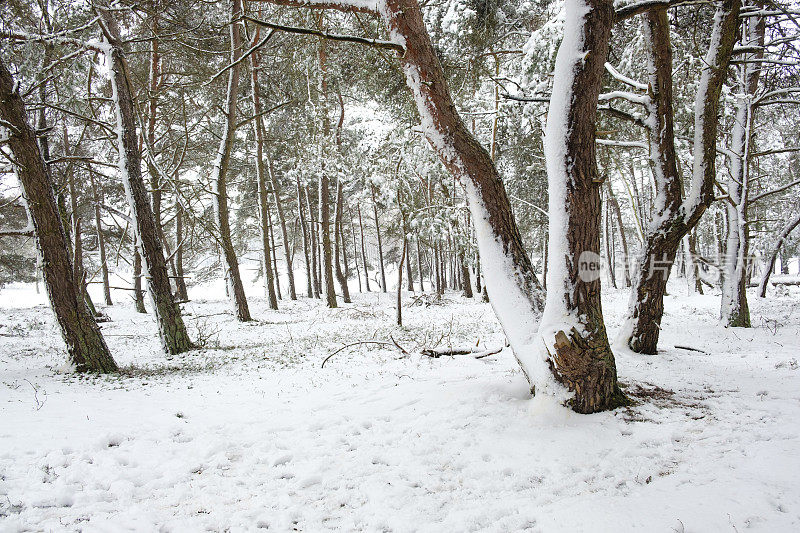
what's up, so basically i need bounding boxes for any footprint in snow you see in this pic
[272,454,293,467]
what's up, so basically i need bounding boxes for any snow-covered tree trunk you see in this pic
[721,8,764,327]
[0,58,117,372]
[539,0,624,412]
[759,211,800,297]
[621,0,741,352]
[98,7,193,353]
[249,29,279,310]
[211,0,252,321]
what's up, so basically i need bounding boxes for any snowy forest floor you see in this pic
[1,283,799,532]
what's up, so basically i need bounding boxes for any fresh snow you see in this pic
[1,281,799,531]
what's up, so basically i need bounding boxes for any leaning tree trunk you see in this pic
[622,1,741,352]
[0,59,117,372]
[98,7,193,353]
[208,0,252,321]
[249,30,279,309]
[758,211,800,297]
[539,0,624,412]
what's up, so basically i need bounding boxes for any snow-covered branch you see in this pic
[252,0,379,14]
[604,62,648,90]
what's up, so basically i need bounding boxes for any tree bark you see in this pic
[208,0,252,321]
[758,211,800,297]
[90,171,112,305]
[266,157,297,300]
[249,29,279,309]
[174,202,189,301]
[0,59,117,372]
[370,184,387,292]
[297,177,314,297]
[622,1,741,352]
[98,7,193,352]
[357,204,370,292]
[306,183,321,298]
[539,0,624,412]
[333,179,351,302]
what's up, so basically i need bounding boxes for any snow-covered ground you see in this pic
[1,282,798,531]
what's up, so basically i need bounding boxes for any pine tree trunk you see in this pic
[416,235,425,292]
[460,250,473,298]
[98,7,193,351]
[397,238,406,326]
[133,241,146,313]
[349,209,363,293]
[266,157,297,300]
[357,204,371,292]
[249,32,279,309]
[297,178,314,298]
[306,184,321,298]
[174,203,189,301]
[207,0,251,321]
[623,2,740,352]
[540,0,623,412]
[0,59,117,372]
[333,179,351,302]
[266,204,282,300]
[90,172,112,305]
[371,184,387,292]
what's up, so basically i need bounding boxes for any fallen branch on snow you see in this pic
[321,336,408,368]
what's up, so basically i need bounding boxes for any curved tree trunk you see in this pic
[98,6,193,352]
[622,1,741,352]
[0,59,117,372]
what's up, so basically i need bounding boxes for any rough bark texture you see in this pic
[0,59,117,372]
[542,0,623,413]
[459,250,473,298]
[133,242,146,313]
[623,1,741,352]
[98,7,193,353]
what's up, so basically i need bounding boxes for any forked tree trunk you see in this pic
[98,7,193,352]
[539,0,624,412]
[0,59,117,372]
[208,0,251,321]
[622,2,740,352]
[249,30,279,309]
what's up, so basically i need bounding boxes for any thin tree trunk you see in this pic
[397,237,406,326]
[349,209,362,293]
[249,29,279,309]
[133,240,146,313]
[460,250,473,298]
[416,234,425,292]
[90,172,112,305]
[0,59,117,372]
[267,156,297,300]
[98,7,193,352]
[357,204,370,292]
[297,177,314,297]
[605,182,630,287]
[333,179,351,302]
[174,202,189,301]
[306,184,321,297]
[267,203,282,299]
[759,211,800,297]
[207,0,251,321]
[370,184,387,292]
